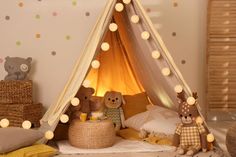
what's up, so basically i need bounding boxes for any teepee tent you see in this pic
[40,0,209,141]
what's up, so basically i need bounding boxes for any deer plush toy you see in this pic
[173,91,207,156]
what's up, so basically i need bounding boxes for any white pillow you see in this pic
[141,105,180,135]
[124,110,150,131]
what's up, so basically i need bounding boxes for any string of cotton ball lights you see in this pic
[115,3,124,12]
[91,60,100,69]
[101,42,110,51]
[0,118,9,128]
[109,23,118,32]
[131,15,140,23]
[161,67,171,76]
[123,0,131,4]
[71,97,80,106]
[45,130,54,140]
[151,50,161,59]
[60,114,69,123]
[174,85,183,93]
[141,31,150,40]
[22,120,32,129]
[82,80,91,88]
[187,96,196,105]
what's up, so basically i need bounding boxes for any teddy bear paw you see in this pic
[186,150,194,156]
[177,148,184,155]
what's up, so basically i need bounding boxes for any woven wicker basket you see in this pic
[0,80,33,104]
[0,103,42,127]
[226,123,236,157]
[68,120,115,149]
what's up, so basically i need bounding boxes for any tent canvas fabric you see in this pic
[40,0,209,144]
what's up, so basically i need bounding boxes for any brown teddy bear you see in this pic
[69,85,98,120]
[103,91,126,131]
[172,91,207,156]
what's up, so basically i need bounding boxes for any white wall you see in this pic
[0,0,208,115]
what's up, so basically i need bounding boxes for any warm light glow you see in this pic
[109,23,118,32]
[223,45,230,50]
[223,62,229,67]
[123,0,131,4]
[162,68,171,76]
[222,87,229,94]
[207,133,215,142]
[223,70,229,76]
[222,79,229,85]
[71,97,80,106]
[225,38,230,41]
[115,3,124,12]
[195,116,204,124]
[83,80,91,88]
[224,3,230,7]
[187,97,196,105]
[224,20,230,25]
[223,12,230,16]
[0,118,9,128]
[174,85,183,93]
[60,114,69,123]
[22,120,32,129]
[101,42,110,51]
[224,28,230,33]
[151,50,161,59]
[91,60,100,69]
[45,130,54,140]
[223,95,228,101]
[131,15,140,23]
[141,31,150,40]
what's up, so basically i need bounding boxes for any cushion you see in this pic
[117,128,141,141]
[122,92,150,119]
[0,127,44,153]
[140,105,180,135]
[0,144,57,157]
[124,110,150,131]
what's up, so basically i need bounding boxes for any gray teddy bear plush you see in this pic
[4,56,32,80]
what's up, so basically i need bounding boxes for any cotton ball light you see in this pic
[131,15,140,23]
[115,3,124,12]
[174,85,183,93]
[60,114,69,123]
[151,50,161,59]
[123,0,131,4]
[101,42,110,51]
[83,80,91,88]
[141,31,150,40]
[109,23,118,32]
[91,60,100,69]
[207,133,215,143]
[22,120,32,129]
[187,96,196,105]
[162,68,171,76]
[195,116,204,125]
[45,130,54,140]
[0,118,9,128]
[71,97,80,106]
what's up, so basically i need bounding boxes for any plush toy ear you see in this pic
[192,92,198,100]
[89,88,95,95]
[5,56,10,61]
[177,91,186,102]
[119,92,126,105]
[26,57,32,63]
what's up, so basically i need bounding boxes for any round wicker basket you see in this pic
[68,120,115,149]
[226,122,236,157]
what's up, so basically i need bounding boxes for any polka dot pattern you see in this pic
[5,16,10,20]
[51,51,57,56]
[52,12,58,16]
[35,33,41,38]
[35,14,40,19]
[16,41,21,46]
[66,35,71,40]
[18,2,24,7]
[85,12,90,16]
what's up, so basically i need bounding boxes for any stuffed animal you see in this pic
[172,91,207,156]
[103,91,125,131]
[70,85,97,120]
[4,56,32,80]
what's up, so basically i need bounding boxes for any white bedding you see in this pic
[57,137,175,154]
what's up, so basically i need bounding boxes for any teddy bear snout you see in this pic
[112,99,115,102]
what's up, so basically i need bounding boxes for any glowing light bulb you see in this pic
[207,133,215,142]
[83,80,91,88]
[123,0,131,4]
[115,3,124,12]
[162,68,171,76]
[0,119,9,128]
[187,97,196,105]
[131,15,140,23]
[45,131,54,140]
[174,85,183,93]
[91,60,100,69]
[101,42,110,51]
[71,97,80,106]
[141,31,150,40]
[60,114,69,123]
[109,23,118,32]
[22,120,32,129]
[151,50,161,59]
[195,116,204,124]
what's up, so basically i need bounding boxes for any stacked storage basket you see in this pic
[0,80,42,127]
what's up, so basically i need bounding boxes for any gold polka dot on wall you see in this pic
[5,16,10,20]
[16,41,21,46]
[85,12,90,16]
[52,12,58,17]
[35,33,41,39]
[51,51,57,56]
[72,0,77,6]
[146,8,151,13]
[181,60,186,65]
[172,32,176,36]
[18,2,24,7]
[173,2,178,7]
[66,35,71,40]
[35,14,40,19]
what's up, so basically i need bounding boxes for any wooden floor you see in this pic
[55,121,233,157]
